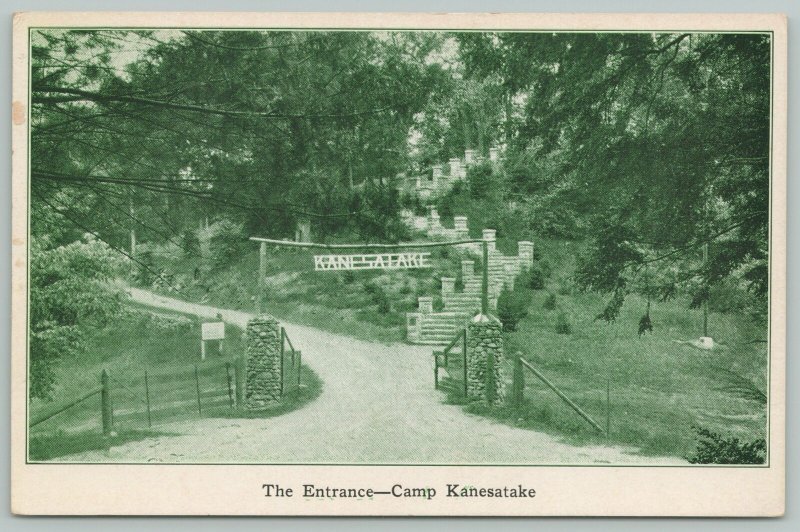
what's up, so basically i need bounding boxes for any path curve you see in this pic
[64,288,684,465]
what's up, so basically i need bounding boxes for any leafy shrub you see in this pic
[467,161,494,199]
[543,293,557,310]
[208,219,246,265]
[497,285,529,331]
[557,282,573,296]
[181,229,200,257]
[555,312,572,334]
[686,427,766,464]
[374,289,391,314]
[342,270,355,284]
[363,280,379,295]
[526,264,547,290]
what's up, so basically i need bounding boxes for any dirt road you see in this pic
[64,288,683,464]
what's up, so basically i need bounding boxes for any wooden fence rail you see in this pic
[433,328,467,397]
[514,353,606,434]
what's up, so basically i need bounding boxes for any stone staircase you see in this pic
[405,229,534,345]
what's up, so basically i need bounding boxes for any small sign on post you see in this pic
[201,321,225,360]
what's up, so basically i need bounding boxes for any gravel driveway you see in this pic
[62,288,683,465]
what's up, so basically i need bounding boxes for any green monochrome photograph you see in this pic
[15,13,783,484]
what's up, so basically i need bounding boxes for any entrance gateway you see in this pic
[249,236,492,317]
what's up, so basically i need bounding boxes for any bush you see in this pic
[497,285,529,332]
[374,289,391,314]
[467,160,494,199]
[686,427,766,464]
[181,229,200,257]
[341,270,356,284]
[363,280,379,295]
[208,219,246,265]
[526,264,547,290]
[555,312,572,334]
[543,293,557,310]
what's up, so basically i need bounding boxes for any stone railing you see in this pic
[405,228,535,344]
[401,147,504,201]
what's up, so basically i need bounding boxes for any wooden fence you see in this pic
[433,327,468,397]
[511,352,607,435]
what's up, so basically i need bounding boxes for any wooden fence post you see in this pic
[225,363,234,408]
[606,378,611,439]
[100,369,114,436]
[144,370,152,428]
[297,351,302,388]
[511,352,524,408]
[462,329,468,398]
[279,328,285,397]
[194,364,202,415]
[433,352,440,390]
[485,344,496,405]
[258,241,267,313]
[234,356,245,406]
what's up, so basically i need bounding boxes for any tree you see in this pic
[458,32,770,324]
[29,201,124,399]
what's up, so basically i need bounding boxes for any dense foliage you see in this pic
[687,427,766,464]
[29,29,771,396]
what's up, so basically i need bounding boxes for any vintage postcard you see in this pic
[10,11,786,516]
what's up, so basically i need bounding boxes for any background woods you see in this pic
[30,26,770,427]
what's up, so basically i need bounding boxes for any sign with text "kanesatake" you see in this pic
[314,252,432,271]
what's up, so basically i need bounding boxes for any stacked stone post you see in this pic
[245,315,282,409]
[462,259,475,279]
[449,158,462,179]
[418,296,433,314]
[464,149,476,165]
[518,241,534,269]
[466,315,506,404]
[428,207,442,233]
[482,228,497,252]
[454,216,469,239]
[431,165,441,192]
[489,147,500,162]
[441,277,455,297]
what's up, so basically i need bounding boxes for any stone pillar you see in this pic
[429,207,441,231]
[466,315,505,404]
[454,216,469,237]
[441,277,455,296]
[245,315,282,409]
[489,147,500,162]
[462,259,475,279]
[518,241,534,268]
[449,158,461,178]
[482,228,497,253]
[464,149,476,165]
[418,296,433,314]
[415,176,421,189]
[432,165,443,179]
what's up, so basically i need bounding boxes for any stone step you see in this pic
[446,292,481,299]
[421,322,464,331]
[443,301,479,309]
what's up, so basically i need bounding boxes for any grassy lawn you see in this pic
[143,234,767,461]
[29,307,322,460]
[29,429,170,462]
[443,240,768,460]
